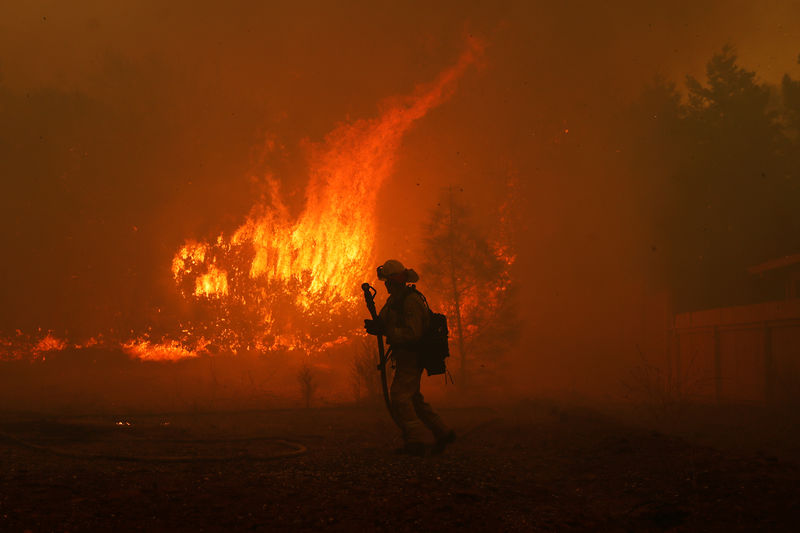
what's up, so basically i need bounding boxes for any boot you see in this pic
[432,430,456,455]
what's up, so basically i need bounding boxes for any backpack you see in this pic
[408,286,450,376]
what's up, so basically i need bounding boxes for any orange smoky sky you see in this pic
[2,1,800,393]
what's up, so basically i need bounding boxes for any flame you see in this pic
[171,39,483,352]
[0,39,485,362]
[172,241,207,278]
[194,264,229,297]
[121,338,207,362]
[33,334,67,354]
[74,336,100,349]
[0,331,70,361]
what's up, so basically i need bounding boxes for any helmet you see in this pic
[377,259,419,283]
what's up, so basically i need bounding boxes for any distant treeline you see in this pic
[628,47,800,311]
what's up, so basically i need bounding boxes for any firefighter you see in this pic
[364,259,455,456]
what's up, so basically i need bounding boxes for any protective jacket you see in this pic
[378,286,430,347]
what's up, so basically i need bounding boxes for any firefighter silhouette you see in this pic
[364,260,455,456]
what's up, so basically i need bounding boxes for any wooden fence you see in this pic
[672,300,800,404]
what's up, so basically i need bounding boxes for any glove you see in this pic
[364,318,385,336]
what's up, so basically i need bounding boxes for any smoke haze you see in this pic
[2,0,800,398]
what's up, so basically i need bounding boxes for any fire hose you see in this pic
[361,283,399,427]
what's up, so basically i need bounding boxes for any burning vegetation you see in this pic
[0,39,493,367]
[5,4,800,531]
[159,38,487,358]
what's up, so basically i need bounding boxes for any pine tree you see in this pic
[421,187,519,388]
[629,47,800,311]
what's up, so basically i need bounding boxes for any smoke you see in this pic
[2,1,800,399]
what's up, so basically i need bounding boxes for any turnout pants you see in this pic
[390,347,449,444]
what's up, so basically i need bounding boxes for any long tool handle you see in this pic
[361,283,398,426]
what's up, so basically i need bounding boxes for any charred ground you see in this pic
[1,402,798,532]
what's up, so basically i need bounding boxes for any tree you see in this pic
[296,361,317,408]
[783,72,800,133]
[781,54,800,157]
[421,187,519,388]
[629,47,800,311]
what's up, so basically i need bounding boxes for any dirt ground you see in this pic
[1,402,799,532]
